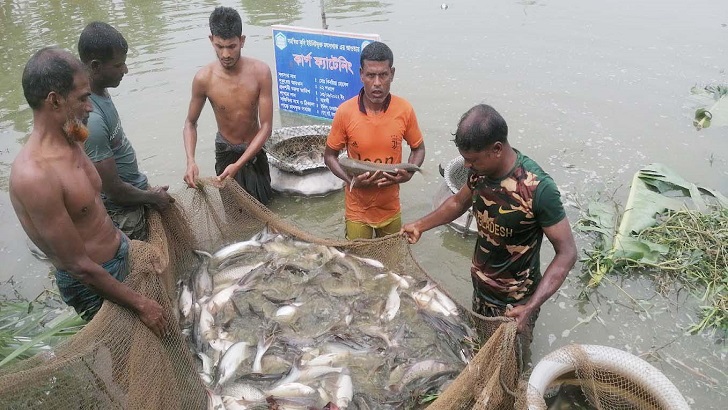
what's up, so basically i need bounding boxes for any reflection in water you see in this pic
[0,0,167,134]
[325,0,392,21]
[239,0,303,27]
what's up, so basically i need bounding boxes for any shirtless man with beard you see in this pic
[9,47,167,337]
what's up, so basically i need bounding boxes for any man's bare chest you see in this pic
[62,155,103,221]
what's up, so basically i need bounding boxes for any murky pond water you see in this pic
[1,0,726,407]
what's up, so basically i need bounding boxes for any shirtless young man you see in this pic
[183,6,274,204]
[9,47,167,337]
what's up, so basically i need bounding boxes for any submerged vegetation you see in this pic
[0,284,84,368]
[638,208,727,332]
[577,164,728,334]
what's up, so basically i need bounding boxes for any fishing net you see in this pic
[0,208,207,410]
[0,178,685,409]
[265,125,333,174]
[442,156,467,194]
[524,344,690,410]
[0,178,520,409]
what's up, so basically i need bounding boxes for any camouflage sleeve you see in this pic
[84,111,114,162]
[466,170,479,191]
[533,177,566,227]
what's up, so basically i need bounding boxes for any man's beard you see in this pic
[62,118,89,144]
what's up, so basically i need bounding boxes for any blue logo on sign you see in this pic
[361,40,372,51]
[275,32,287,50]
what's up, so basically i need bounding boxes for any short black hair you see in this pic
[78,22,128,63]
[209,6,242,39]
[22,47,84,110]
[454,104,509,152]
[360,41,393,68]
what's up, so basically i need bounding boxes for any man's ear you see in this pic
[240,35,246,48]
[89,59,101,71]
[492,141,504,155]
[390,66,395,82]
[47,92,61,110]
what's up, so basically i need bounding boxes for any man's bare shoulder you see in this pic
[192,63,216,87]
[10,151,58,198]
[249,57,272,77]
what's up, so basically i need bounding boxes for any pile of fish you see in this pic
[178,229,479,409]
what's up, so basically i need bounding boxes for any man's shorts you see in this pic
[472,289,540,368]
[55,235,130,321]
[345,213,401,240]
[108,205,148,241]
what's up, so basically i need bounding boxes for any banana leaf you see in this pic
[588,163,726,286]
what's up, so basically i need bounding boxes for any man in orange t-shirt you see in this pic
[324,41,426,240]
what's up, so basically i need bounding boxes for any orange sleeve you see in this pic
[403,105,424,149]
[326,103,348,151]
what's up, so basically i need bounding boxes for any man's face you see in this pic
[459,144,501,177]
[210,35,244,69]
[96,49,128,89]
[60,72,93,143]
[360,60,394,106]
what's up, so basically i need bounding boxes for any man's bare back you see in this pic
[199,56,269,145]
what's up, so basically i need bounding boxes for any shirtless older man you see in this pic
[183,6,274,204]
[10,47,167,337]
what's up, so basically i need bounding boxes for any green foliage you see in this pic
[577,164,727,333]
[0,289,85,368]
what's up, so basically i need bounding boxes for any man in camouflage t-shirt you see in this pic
[402,104,576,364]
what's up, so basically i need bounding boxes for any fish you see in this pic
[206,389,225,410]
[217,341,252,386]
[213,261,266,291]
[301,352,350,368]
[182,228,478,406]
[338,157,423,192]
[252,332,275,373]
[207,283,246,315]
[265,382,318,399]
[380,285,401,321]
[338,157,422,177]
[418,309,476,364]
[193,250,214,298]
[411,281,459,317]
[349,254,385,270]
[221,396,248,410]
[195,302,217,351]
[179,282,193,320]
[221,382,266,402]
[426,282,459,316]
[210,239,263,271]
[197,352,214,377]
[322,373,353,409]
[359,325,400,348]
[389,359,453,392]
[274,302,303,322]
